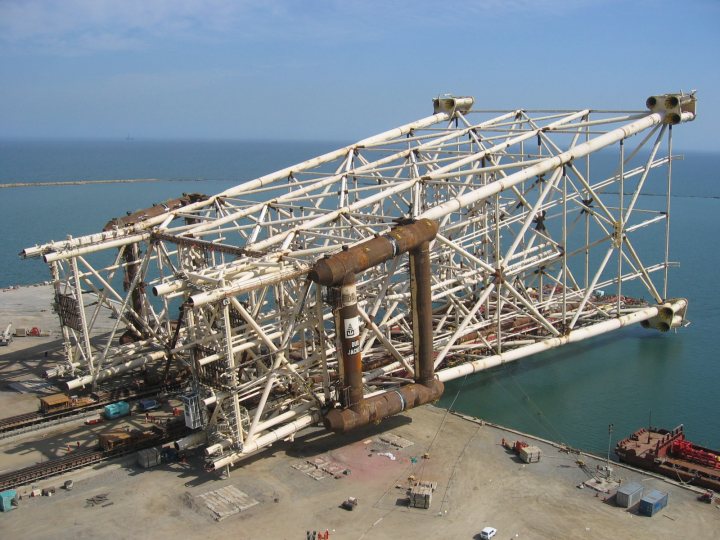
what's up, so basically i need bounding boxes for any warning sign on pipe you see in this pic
[344,316,361,338]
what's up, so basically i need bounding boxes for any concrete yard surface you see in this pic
[1,285,718,538]
[1,405,718,539]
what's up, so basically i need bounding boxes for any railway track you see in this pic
[0,449,105,491]
[0,412,45,432]
[0,409,99,439]
[0,381,186,439]
[0,424,189,491]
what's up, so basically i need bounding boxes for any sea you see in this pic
[1,139,718,457]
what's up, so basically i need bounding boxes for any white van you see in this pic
[480,527,497,539]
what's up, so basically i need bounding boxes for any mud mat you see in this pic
[292,455,350,480]
[194,485,259,521]
[379,433,414,449]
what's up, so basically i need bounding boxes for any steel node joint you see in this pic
[309,219,439,286]
[641,298,689,332]
[646,92,697,125]
[432,95,474,116]
[323,380,444,433]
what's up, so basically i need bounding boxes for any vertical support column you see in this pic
[617,139,625,316]
[51,261,75,373]
[222,299,244,447]
[584,113,591,291]
[124,243,145,320]
[186,307,199,382]
[663,125,673,300]
[410,240,434,386]
[494,193,502,353]
[334,276,363,411]
[562,167,568,331]
[315,286,331,402]
[71,256,94,374]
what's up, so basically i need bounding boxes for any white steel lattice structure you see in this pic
[23,93,696,469]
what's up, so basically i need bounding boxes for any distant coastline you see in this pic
[0,178,203,189]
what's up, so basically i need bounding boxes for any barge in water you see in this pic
[615,425,720,491]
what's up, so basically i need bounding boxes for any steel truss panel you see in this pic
[23,93,696,468]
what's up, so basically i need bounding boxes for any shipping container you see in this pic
[616,482,643,508]
[104,401,131,419]
[639,489,668,516]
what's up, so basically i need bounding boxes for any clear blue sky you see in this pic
[1,0,718,150]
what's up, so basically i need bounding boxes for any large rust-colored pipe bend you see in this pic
[323,379,444,434]
[310,219,444,433]
[309,218,439,286]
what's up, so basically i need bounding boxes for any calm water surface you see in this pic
[1,140,718,454]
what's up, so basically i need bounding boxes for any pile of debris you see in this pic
[85,493,112,508]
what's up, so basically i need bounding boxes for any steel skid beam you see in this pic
[23,92,696,468]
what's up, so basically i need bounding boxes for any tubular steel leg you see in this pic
[410,240,435,386]
[335,277,364,411]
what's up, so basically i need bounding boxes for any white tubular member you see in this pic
[174,430,208,452]
[42,234,150,262]
[22,229,149,259]
[189,266,309,307]
[212,412,321,470]
[250,400,316,437]
[185,110,517,239]
[205,402,318,454]
[205,438,234,456]
[420,112,695,222]
[436,299,687,382]
[218,112,450,200]
[64,350,166,390]
[203,393,221,406]
[26,110,452,260]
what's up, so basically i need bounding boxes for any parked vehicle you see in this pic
[138,399,160,412]
[698,489,715,503]
[103,401,131,420]
[480,526,497,539]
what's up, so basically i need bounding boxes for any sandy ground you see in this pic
[1,286,719,539]
[1,406,719,540]
[0,284,66,416]
[0,284,122,416]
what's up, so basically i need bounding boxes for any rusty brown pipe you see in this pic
[323,379,444,433]
[311,219,443,433]
[310,219,439,287]
[103,193,207,231]
[410,239,434,386]
[335,276,364,411]
[123,243,145,321]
